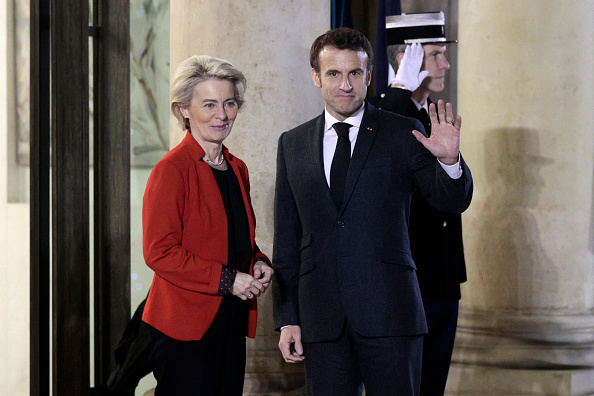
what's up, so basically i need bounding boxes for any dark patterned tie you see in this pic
[330,122,351,208]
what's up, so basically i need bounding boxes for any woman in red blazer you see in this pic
[142,55,273,395]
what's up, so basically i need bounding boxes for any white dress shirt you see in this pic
[322,105,365,186]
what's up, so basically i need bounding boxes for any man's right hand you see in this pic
[390,43,428,91]
[278,325,305,363]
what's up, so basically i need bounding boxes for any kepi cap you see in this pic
[386,12,457,45]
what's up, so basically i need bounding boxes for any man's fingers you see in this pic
[288,332,304,361]
[279,340,303,362]
[428,102,438,125]
[284,349,305,363]
[293,338,304,356]
[279,327,305,363]
[445,102,454,123]
[284,354,304,363]
[412,129,427,144]
[279,340,291,360]
[455,115,462,129]
[437,99,447,122]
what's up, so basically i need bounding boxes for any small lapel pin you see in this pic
[367,127,373,131]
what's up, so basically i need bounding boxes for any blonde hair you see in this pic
[170,55,247,130]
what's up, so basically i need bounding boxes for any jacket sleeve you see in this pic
[272,133,302,330]
[142,159,223,295]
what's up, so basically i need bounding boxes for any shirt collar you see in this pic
[411,97,429,113]
[324,103,365,133]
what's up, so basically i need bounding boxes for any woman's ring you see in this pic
[248,293,253,299]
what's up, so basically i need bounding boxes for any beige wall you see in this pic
[448,0,594,393]
[459,0,593,312]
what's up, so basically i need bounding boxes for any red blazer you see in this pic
[142,132,269,341]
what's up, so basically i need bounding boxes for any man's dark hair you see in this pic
[310,28,374,74]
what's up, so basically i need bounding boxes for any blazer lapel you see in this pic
[339,103,379,215]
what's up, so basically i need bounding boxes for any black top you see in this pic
[211,166,250,333]
[211,166,252,274]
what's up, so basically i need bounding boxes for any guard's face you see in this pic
[420,44,450,93]
[312,47,372,121]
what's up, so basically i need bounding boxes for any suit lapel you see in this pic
[310,112,335,207]
[339,103,379,215]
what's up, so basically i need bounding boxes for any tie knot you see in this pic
[333,122,351,138]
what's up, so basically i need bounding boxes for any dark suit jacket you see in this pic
[272,103,473,343]
[377,88,467,300]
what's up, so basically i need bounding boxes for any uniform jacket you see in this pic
[272,103,473,343]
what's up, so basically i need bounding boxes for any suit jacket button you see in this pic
[338,221,345,228]
[443,220,447,227]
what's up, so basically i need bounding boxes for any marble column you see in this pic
[448,1,594,394]
[170,2,329,394]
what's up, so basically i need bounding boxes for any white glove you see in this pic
[390,43,429,92]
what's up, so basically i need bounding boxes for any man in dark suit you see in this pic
[272,27,473,395]
[377,12,466,395]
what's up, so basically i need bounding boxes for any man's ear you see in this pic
[366,67,373,86]
[312,68,322,88]
[396,52,405,67]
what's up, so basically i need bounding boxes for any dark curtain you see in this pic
[374,0,401,96]
[331,0,401,97]
[331,0,353,29]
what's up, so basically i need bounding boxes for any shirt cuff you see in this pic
[280,325,298,330]
[218,266,237,296]
[437,153,462,179]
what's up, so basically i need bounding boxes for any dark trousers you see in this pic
[303,319,423,396]
[419,297,459,396]
[150,297,248,396]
